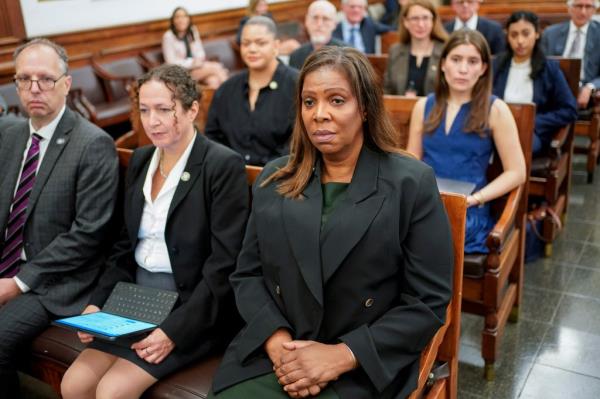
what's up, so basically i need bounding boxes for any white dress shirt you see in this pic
[341,18,366,53]
[134,134,196,274]
[13,105,66,292]
[504,59,534,103]
[454,14,478,31]
[562,21,589,80]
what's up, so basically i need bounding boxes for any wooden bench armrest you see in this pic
[550,125,570,150]
[588,88,600,114]
[115,130,139,149]
[69,88,98,121]
[487,185,522,252]
[406,305,453,399]
[91,59,136,86]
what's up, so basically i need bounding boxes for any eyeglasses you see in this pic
[405,15,433,23]
[452,0,480,5]
[571,3,596,10]
[14,73,66,91]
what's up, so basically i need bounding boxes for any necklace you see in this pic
[158,151,169,179]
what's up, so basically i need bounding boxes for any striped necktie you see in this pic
[0,133,42,277]
[349,27,359,49]
[568,29,582,58]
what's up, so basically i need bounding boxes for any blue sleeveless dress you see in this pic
[422,94,496,253]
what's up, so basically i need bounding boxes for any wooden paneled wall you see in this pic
[0,0,592,84]
[0,0,318,83]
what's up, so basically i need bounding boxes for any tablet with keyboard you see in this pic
[53,282,178,341]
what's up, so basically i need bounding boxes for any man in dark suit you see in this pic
[289,0,347,69]
[444,0,505,55]
[541,0,600,108]
[332,0,393,54]
[0,38,118,398]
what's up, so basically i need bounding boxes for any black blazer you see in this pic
[333,17,393,54]
[89,134,249,351]
[212,146,454,398]
[444,17,505,55]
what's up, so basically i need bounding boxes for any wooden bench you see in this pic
[528,57,579,256]
[24,147,466,398]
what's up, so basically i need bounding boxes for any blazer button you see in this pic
[365,298,374,308]
[178,283,186,289]
[171,246,179,254]
[276,285,281,295]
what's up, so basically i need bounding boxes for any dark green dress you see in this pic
[209,183,348,399]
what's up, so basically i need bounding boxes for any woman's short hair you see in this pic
[136,64,200,111]
[497,10,546,80]
[242,15,278,38]
[425,29,492,136]
[263,46,401,198]
[398,0,448,44]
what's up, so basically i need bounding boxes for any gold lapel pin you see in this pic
[181,172,191,182]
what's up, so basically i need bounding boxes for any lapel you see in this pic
[494,64,509,98]
[126,149,152,245]
[583,22,598,81]
[394,44,409,94]
[320,146,385,283]
[533,70,544,106]
[0,123,29,232]
[359,18,372,53]
[555,23,570,55]
[25,109,74,222]
[426,42,443,93]
[282,162,324,306]
[166,134,206,221]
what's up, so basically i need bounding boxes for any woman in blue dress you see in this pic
[407,29,526,253]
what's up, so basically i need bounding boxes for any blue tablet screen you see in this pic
[56,312,156,337]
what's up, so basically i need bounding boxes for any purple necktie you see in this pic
[0,133,42,277]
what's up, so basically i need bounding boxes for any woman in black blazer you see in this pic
[210,47,453,398]
[61,65,249,399]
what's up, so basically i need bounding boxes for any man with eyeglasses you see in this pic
[542,0,600,109]
[289,0,347,69]
[444,0,505,55]
[332,0,394,54]
[0,38,118,399]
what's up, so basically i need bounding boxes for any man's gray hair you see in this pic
[244,16,278,38]
[341,0,367,5]
[13,38,69,74]
[567,0,600,7]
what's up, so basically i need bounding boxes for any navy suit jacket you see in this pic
[444,17,505,55]
[492,56,578,150]
[333,16,393,54]
[288,37,347,70]
[541,20,600,89]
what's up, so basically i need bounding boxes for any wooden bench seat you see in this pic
[26,326,220,399]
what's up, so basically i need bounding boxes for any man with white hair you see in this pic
[542,0,600,108]
[443,0,505,54]
[289,0,347,69]
[332,0,393,54]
